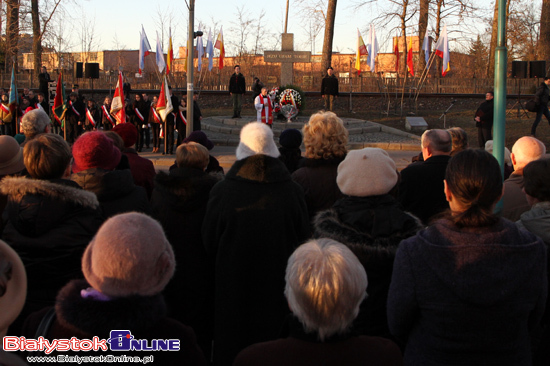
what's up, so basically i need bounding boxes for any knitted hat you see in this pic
[72,132,122,173]
[183,130,214,151]
[113,123,138,148]
[82,212,175,297]
[279,129,303,149]
[0,136,25,176]
[0,239,27,336]
[236,122,280,160]
[337,148,398,197]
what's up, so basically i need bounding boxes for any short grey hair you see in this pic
[421,129,452,153]
[21,109,51,139]
[285,238,368,341]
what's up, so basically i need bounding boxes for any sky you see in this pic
[63,0,494,56]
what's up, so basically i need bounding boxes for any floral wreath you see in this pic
[278,88,302,109]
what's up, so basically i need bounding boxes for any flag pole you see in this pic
[186,0,195,138]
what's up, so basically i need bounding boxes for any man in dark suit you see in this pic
[398,129,452,224]
[321,66,339,111]
[474,91,494,148]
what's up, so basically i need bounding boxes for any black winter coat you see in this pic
[150,167,219,355]
[475,99,494,128]
[292,157,345,221]
[314,195,423,338]
[535,82,550,106]
[22,280,207,365]
[229,73,246,94]
[398,155,451,225]
[71,168,151,219]
[388,218,547,365]
[0,177,103,331]
[202,154,310,366]
[321,75,339,96]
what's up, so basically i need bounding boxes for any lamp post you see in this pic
[493,0,507,212]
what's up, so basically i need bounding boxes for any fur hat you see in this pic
[72,132,122,173]
[0,136,25,176]
[279,129,303,149]
[337,148,398,197]
[183,130,214,151]
[236,122,280,160]
[82,212,175,297]
[112,123,138,148]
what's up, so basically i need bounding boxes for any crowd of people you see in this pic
[0,75,203,155]
[0,103,549,366]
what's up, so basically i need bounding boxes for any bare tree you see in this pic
[30,0,64,77]
[229,5,254,60]
[6,0,20,72]
[539,0,550,64]
[78,8,100,62]
[418,0,430,70]
[321,0,337,73]
[508,1,540,61]
[296,0,326,53]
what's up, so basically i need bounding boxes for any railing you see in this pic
[0,72,542,96]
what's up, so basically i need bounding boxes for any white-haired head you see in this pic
[285,238,367,341]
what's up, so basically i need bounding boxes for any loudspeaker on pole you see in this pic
[84,63,100,79]
[511,61,528,78]
[73,62,83,79]
[529,61,547,78]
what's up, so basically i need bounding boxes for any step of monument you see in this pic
[202,116,391,138]
[200,116,421,150]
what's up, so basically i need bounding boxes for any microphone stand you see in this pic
[439,100,456,128]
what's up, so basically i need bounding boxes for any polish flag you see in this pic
[110,71,126,124]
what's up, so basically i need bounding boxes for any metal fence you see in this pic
[0,71,542,96]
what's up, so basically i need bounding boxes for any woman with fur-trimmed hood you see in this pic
[0,134,103,333]
[314,148,422,339]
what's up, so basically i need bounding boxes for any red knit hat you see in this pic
[112,122,138,148]
[72,131,122,173]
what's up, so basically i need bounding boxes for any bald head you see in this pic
[511,136,546,172]
[421,129,452,160]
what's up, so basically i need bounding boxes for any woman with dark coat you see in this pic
[234,238,403,366]
[71,131,150,218]
[314,148,422,339]
[151,141,220,356]
[202,122,310,366]
[292,111,348,220]
[387,149,547,365]
[22,212,206,365]
[0,134,103,333]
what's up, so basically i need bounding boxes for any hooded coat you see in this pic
[202,154,310,366]
[314,195,423,338]
[22,280,206,365]
[71,168,151,218]
[0,177,103,331]
[387,218,547,365]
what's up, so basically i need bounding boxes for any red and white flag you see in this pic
[156,74,173,122]
[434,25,451,76]
[139,26,152,75]
[110,71,126,124]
